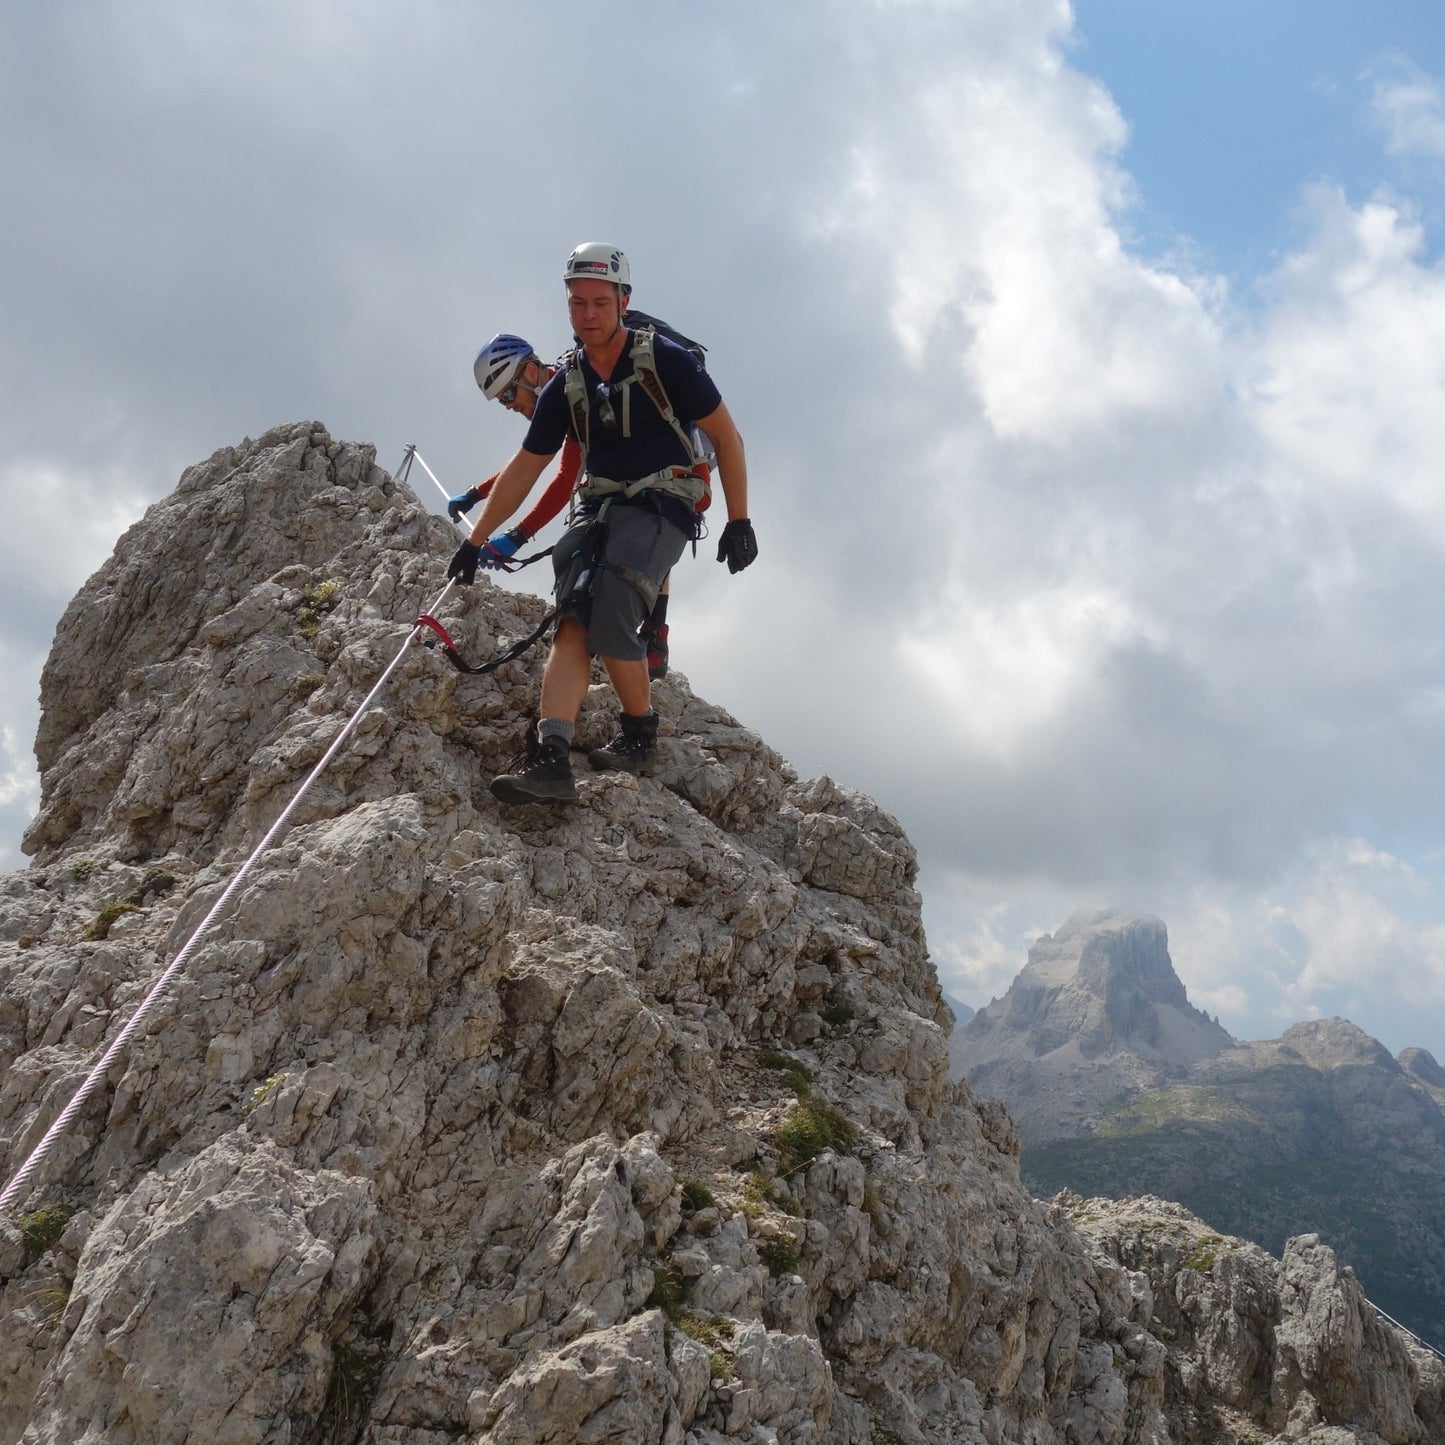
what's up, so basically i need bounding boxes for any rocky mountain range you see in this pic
[1,425,1442,1443]
[956,909,1445,1352]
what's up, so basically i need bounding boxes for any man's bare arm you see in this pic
[696,402,748,521]
[466,447,553,544]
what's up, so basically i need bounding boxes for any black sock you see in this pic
[649,594,669,628]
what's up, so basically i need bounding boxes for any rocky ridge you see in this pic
[1062,1195,1445,1445]
[956,911,1445,1352]
[0,423,1440,1444]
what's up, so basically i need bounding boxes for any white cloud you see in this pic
[1159,838,1445,1053]
[928,879,1065,1009]
[1371,57,1445,161]
[7,0,1445,1057]
[784,15,1445,1055]
[0,720,40,874]
[1246,187,1445,533]
[848,29,1225,446]
[0,727,38,816]
[0,460,149,607]
[901,580,1151,754]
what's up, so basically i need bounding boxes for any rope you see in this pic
[410,445,467,522]
[400,444,561,673]
[0,447,455,1217]
[1370,1300,1445,1362]
[410,445,555,573]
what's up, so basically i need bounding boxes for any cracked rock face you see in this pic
[1,423,1440,1444]
[1064,1194,1445,1445]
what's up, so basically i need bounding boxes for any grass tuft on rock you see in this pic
[775,1098,855,1173]
[19,1206,71,1256]
[83,902,139,941]
[679,1177,715,1214]
[646,1264,688,1317]
[757,1234,801,1276]
[760,1046,813,1096]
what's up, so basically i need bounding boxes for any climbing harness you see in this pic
[563,326,714,515]
[0,443,546,1216]
[576,462,710,512]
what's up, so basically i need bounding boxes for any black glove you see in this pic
[449,540,482,584]
[717,518,758,574]
[447,486,483,522]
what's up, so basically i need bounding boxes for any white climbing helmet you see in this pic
[473,334,537,400]
[563,242,631,294]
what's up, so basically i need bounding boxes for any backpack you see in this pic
[621,309,706,362]
[564,311,714,512]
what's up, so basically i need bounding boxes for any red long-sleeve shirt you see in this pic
[475,436,583,541]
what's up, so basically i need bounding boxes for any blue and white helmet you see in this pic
[473,333,536,399]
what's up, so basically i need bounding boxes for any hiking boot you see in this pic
[588,710,660,774]
[491,731,577,803]
[640,620,670,680]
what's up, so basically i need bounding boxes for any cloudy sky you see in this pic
[5,0,1445,1056]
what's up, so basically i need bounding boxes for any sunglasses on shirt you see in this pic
[593,382,619,433]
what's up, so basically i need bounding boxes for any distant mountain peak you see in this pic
[1275,1016,1396,1071]
[963,908,1232,1066]
[953,909,1445,1351]
[1401,1047,1445,1089]
[953,908,1233,1145]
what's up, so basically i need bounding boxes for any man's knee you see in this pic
[546,616,590,669]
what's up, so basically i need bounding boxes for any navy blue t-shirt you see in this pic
[523,330,722,488]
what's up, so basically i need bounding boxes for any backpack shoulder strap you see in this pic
[629,328,697,462]
[563,346,590,449]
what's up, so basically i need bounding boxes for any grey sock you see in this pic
[538,717,575,746]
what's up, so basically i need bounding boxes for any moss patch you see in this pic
[1183,1234,1224,1273]
[83,901,140,940]
[19,1206,71,1257]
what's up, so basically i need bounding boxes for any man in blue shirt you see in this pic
[450,243,757,803]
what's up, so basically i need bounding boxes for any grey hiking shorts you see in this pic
[552,503,689,661]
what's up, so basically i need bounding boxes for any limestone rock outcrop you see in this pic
[957,911,1233,1142]
[1063,1193,1445,1445]
[1,424,1440,1444]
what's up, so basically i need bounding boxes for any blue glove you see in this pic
[447,487,483,523]
[481,530,522,566]
[448,540,481,584]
